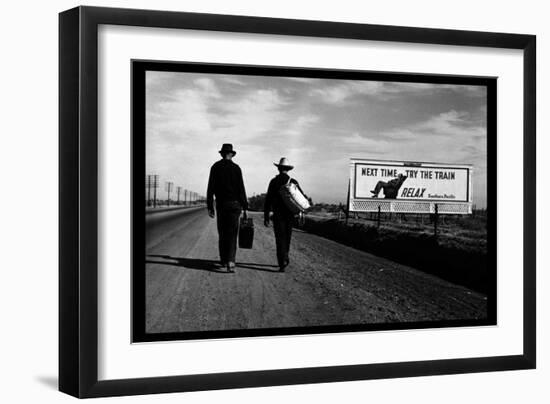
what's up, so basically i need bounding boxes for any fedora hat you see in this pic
[274,157,294,170]
[219,143,236,156]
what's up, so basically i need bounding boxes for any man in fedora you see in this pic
[264,157,308,272]
[206,144,248,272]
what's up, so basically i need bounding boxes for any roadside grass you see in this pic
[300,214,490,294]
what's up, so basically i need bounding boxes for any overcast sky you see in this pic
[146,71,487,207]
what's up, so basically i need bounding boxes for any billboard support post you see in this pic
[346,180,351,224]
[434,203,439,239]
[377,205,381,228]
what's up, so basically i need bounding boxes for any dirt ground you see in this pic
[145,209,488,334]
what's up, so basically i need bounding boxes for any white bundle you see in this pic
[279,178,310,214]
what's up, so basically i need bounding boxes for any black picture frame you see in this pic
[59,6,536,398]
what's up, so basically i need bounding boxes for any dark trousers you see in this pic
[273,214,293,267]
[216,201,241,263]
[372,180,387,194]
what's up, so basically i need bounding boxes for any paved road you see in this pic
[145,209,487,334]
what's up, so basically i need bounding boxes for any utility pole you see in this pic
[145,175,151,206]
[147,174,159,208]
[176,186,182,205]
[165,181,173,206]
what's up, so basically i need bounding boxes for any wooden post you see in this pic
[146,175,151,207]
[345,180,351,224]
[434,204,439,239]
[377,205,381,228]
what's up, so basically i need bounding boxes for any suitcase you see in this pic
[239,215,254,249]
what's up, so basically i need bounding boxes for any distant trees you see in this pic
[247,193,267,211]
[309,203,342,213]
[248,194,345,213]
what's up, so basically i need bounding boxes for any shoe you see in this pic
[279,261,288,272]
[370,190,378,197]
[227,262,235,272]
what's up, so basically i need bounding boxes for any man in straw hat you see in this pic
[264,157,309,272]
[206,144,248,272]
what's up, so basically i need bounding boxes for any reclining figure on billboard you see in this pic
[370,174,407,199]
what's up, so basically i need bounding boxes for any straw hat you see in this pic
[274,157,294,170]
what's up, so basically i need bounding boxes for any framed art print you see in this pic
[59,6,536,398]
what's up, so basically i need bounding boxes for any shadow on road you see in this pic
[235,262,280,272]
[147,255,228,273]
[147,255,279,273]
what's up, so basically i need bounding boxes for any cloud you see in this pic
[310,81,385,103]
[340,109,486,168]
[148,85,289,142]
[146,71,169,87]
[282,114,320,136]
[385,83,486,98]
[281,77,317,83]
[220,76,246,85]
[311,81,486,104]
[343,132,392,154]
[147,88,212,135]
[382,109,485,141]
[213,88,290,140]
[193,78,221,98]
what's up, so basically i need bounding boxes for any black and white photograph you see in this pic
[133,61,496,341]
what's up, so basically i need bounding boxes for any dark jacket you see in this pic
[206,159,248,211]
[387,175,407,188]
[384,175,407,199]
[264,173,305,220]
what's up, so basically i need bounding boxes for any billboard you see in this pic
[349,159,473,214]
